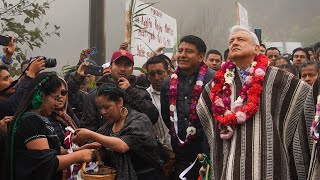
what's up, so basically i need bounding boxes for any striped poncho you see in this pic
[197,66,312,180]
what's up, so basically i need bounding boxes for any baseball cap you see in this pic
[111,50,134,65]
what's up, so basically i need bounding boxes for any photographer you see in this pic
[0,36,15,67]
[0,57,45,120]
[68,50,159,131]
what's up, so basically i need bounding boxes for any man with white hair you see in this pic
[197,25,311,179]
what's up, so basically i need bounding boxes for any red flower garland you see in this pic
[169,62,208,147]
[210,54,268,133]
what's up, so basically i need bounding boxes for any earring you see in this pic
[120,107,128,117]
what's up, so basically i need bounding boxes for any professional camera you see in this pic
[43,57,57,68]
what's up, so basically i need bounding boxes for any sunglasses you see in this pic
[61,90,68,96]
[49,90,68,102]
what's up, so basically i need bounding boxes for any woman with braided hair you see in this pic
[8,72,94,180]
[71,83,164,180]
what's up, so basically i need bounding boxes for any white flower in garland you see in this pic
[317,95,320,104]
[233,96,244,109]
[251,61,257,67]
[170,116,174,122]
[196,80,203,86]
[224,69,235,84]
[224,110,232,116]
[186,126,196,136]
[171,74,178,79]
[169,104,176,112]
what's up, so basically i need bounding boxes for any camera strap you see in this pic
[0,62,31,96]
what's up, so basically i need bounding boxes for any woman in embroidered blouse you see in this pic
[8,72,94,180]
[72,83,163,180]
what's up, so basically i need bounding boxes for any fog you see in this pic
[29,0,320,72]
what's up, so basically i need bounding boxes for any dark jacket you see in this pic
[160,67,215,163]
[68,73,159,131]
[0,76,33,120]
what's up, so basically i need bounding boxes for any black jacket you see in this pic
[0,76,33,120]
[68,73,159,131]
[160,67,215,162]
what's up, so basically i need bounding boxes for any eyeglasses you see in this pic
[147,70,166,77]
[49,94,60,102]
[49,90,68,102]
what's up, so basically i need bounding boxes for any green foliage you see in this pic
[0,0,60,76]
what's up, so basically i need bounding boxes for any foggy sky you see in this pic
[30,0,320,72]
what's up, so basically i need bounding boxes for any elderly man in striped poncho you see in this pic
[197,25,312,180]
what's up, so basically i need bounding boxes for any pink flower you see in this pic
[236,111,247,124]
[255,68,266,76]
[245,76,252,84]
[249,67,254,74]
[214,98,224,107]
[223,97,231,106]
[220,130,234,140]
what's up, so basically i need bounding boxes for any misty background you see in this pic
[30,0,320,73]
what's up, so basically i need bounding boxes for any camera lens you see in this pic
[44,58,57,68]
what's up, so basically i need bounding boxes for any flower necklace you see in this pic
[210,54,268,140]
[311,95,320,142]
[169,62,208,147]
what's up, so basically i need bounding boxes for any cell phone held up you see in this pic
[84,65,103,76]
[0,35,10,46]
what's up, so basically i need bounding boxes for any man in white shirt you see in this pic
[145,55,172,149]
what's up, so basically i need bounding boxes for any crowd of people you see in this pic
[1,25,320,180]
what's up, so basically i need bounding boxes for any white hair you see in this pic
[229,25,260,45]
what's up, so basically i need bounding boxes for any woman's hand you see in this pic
[72,128,93,145]
[78,149,95,163]
[0,116,13,131]
[74,142,101,151]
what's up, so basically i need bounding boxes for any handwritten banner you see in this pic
[125,0,177,67]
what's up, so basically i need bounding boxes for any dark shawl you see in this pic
[96,109,160,180]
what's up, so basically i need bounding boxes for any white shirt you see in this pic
[146,86,172,149]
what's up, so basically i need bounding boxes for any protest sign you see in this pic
[125,0,177,67]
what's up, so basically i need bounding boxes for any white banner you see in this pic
[238,2,249,29]
[125,0,177,67]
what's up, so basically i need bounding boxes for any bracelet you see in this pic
[1,54,13,65]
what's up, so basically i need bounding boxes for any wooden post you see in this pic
[89,0,106,65]
[125,0,133,48]
[235,0,240,25]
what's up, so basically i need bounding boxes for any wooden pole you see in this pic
[89,0,106,65]
[235,0,240,25]
[125,0,133,48]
